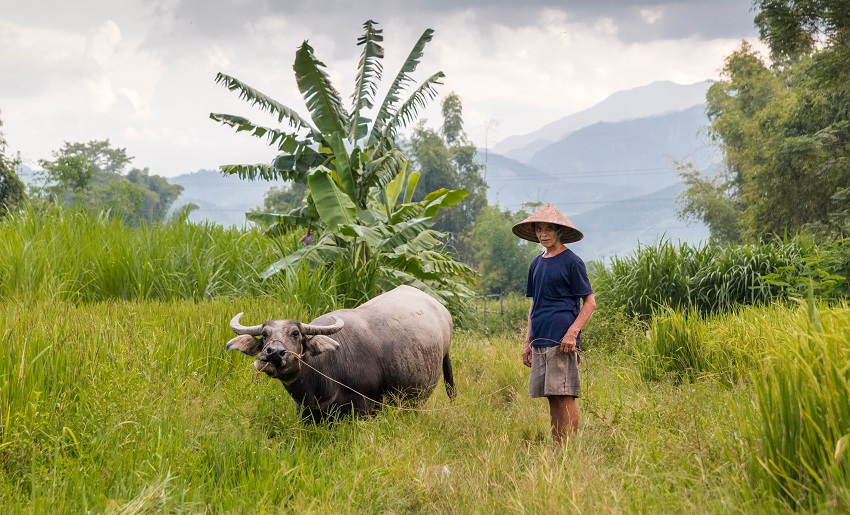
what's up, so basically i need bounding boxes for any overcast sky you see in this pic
[1,0,762,178]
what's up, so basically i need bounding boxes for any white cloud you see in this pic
[640,7,664,25]
[85,20,122,66]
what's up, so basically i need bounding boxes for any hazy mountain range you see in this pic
[480,80,717,260]
[494,80,711,161]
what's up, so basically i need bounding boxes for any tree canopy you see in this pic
[408,93,487,261]
[33,140,183,225]
[677,3,850,242]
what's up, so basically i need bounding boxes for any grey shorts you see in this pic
[529,346,581,398]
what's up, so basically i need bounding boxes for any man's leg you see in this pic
[548,395,578,448]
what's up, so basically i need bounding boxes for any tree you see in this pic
[33,140,183,225]
[211,20,475,305]
[0,112,25,218]
[675,162,743,244]
[441,93,465,147]
[126,168,184,222]
[753,0,850,64]
[409,93,487,260]
[470,205,540,294]
[677,36,850,240]
[678,2,850,241]
[59,140,132,175]
[252,181,308,216]
[39,155,95,195]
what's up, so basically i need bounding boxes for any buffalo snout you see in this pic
[261,344,286,364]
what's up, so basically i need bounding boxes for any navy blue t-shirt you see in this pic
[526,249,593,348]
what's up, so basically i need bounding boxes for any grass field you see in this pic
[1,209,847,512]
[5,296,846,513]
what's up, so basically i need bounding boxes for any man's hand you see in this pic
[522,343,532,367]
[560,331,578,353]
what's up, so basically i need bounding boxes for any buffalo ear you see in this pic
[226,335,264,356]
[304,335,340,355]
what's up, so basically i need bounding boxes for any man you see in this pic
[512,203,596,448]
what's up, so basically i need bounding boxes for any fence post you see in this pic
[499,292,504,321]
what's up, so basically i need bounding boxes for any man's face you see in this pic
[534,222,560,249]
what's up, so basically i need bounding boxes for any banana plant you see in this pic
[210,20,475,303]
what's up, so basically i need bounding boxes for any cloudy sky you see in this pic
[1,0,761,178]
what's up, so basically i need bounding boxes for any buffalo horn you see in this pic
[230,313,264,336]
[301,315,344,335]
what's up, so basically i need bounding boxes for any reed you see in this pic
[631,297,850,509]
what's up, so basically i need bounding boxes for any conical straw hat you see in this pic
[511,203,583,244]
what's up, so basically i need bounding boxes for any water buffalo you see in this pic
[226,285,455,420]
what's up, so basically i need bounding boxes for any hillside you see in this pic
[568,183,709,261]
[529,104,717,199]
[481,104,719,207]
[494,80,710,161]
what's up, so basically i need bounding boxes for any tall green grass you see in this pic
[0,297,758,513]
[3,206,847,510]
[595,237,849,318]
[0,206,476,323]
[0,206,289,302]
[635,299,850,510]
[744,297,850,509]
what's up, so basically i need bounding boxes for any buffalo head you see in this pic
[225,313,344,382]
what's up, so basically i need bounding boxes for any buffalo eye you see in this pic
[291,329,300,338]
[261,329,269,338]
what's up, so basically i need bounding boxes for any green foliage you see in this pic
[0,113,25,219]
[408,94,488,261]
[637,308,709,383]
[39,155,94,194]
[754,0,850,63]
[211,20,474,308]
[0,205,282,302]
[252,181,308,216]
[469,205,539,295]
[55,139,132,175]
[595,237,849,319]
[675,162,742,244]
[679,18,850,241]
[32,140,183,225]
[745,297,850,509]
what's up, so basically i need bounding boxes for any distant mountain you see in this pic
[529,104,717,197]
[482,104,719,212]
[494,80,710,162]
[568,183,709,262]
[482,152,638,211]
[168,169,287,226]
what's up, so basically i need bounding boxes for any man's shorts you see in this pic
[529,346,581,398]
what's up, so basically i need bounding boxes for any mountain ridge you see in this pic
[494,80,711,162]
